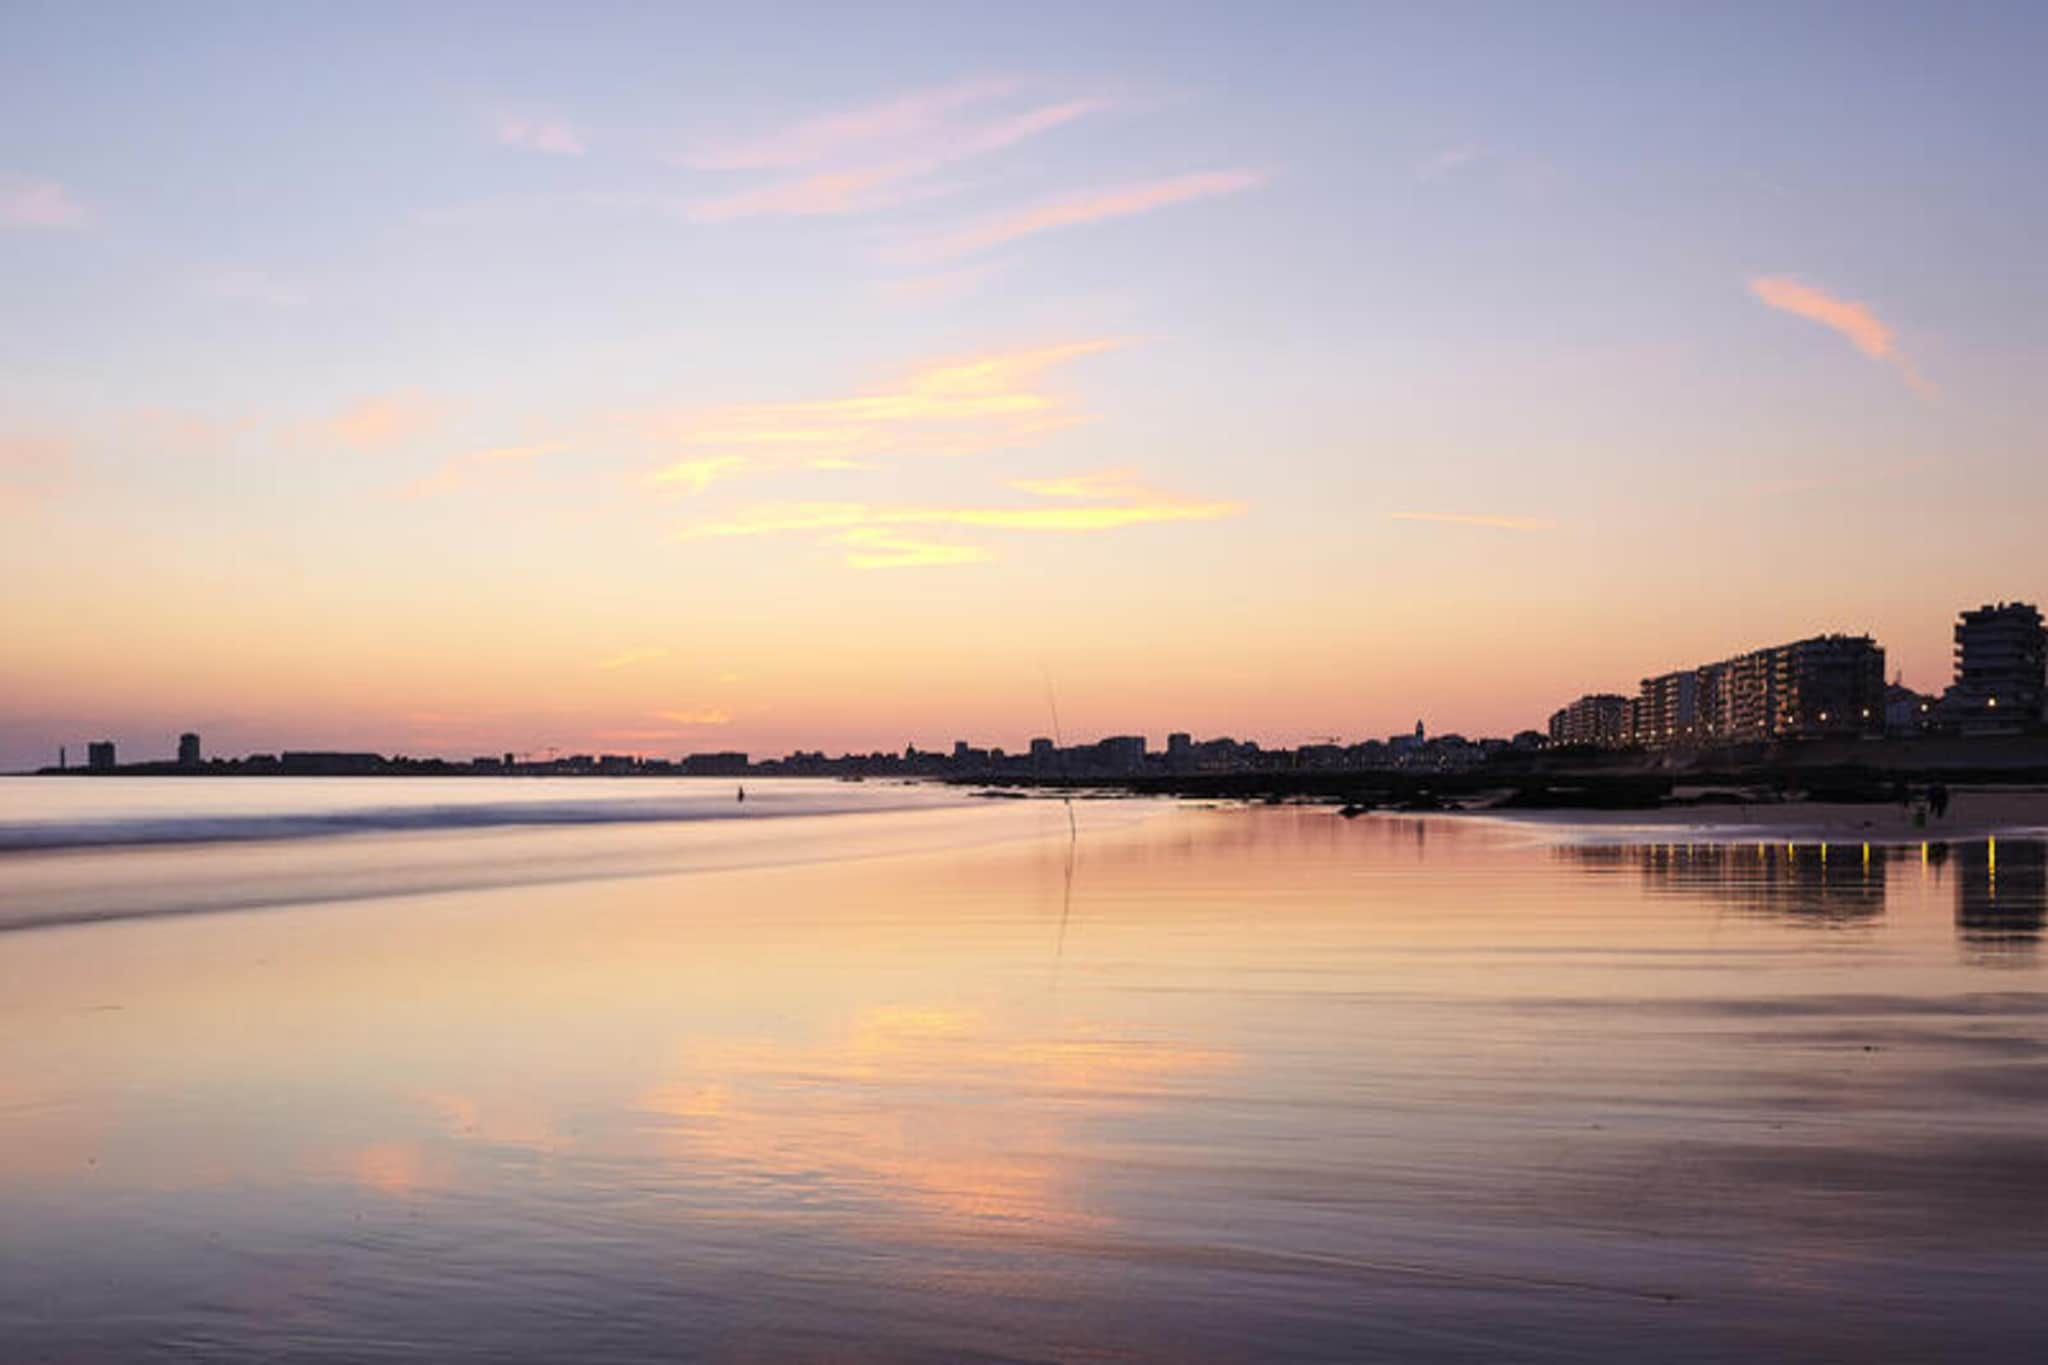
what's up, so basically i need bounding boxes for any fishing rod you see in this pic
[1043,666,1078,965]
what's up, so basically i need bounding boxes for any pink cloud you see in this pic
[495,114,586,156]
[1,176,86,227]
[916,170,1263,259]
[1748,275,1931,393]
[682,77,1020,171]
[321,392,444,451]
[0,434,73,504]
[688,162,924,222]
[684,96,1114,223]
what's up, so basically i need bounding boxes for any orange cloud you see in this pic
[916,170,1262,259]
[840,527,992,569]
[1748,275,1930,393]
[651,454,747,492]
[652,340,1122,472]
[1009,469,1148,500]
[323,392,442,451]
[657,707,733,726]
[676,471,1243,566]
[405,440,574,497]
[594,647,670,671]
[1389,511,1552,531]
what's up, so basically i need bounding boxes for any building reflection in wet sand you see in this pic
[1564,835,2048,959]
[1953,838,2047,963]
[1562,840,1889,924]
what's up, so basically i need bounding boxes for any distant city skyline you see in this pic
[6,6,2048,773]
[21,592,2045,774]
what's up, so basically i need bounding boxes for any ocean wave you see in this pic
[0,787,963,853]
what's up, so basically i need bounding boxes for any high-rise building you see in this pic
[1619,633,1884,750]
[1946,601,2045,735]
[1628,669,1702,747]
[1094,735,1147,774]
[1547,693,1628,747]
[1772,634,1887,738]
[177,732,201,766]
[87,740,116,771]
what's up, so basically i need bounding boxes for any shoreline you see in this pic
[1407,789,2048,846]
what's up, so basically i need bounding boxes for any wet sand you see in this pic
[2,785,2045,1361]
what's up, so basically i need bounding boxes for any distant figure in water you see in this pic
[736,784,746,804]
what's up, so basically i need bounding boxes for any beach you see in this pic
[2,778,2045,1361]
[1473,785,2048,845]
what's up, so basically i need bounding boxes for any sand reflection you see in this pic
[637,1005,1232,1230]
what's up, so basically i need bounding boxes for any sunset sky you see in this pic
[3,3,2045,769]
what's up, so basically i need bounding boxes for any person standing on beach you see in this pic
[1930,782,1950,820]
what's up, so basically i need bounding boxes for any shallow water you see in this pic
[1,780,2044,1361]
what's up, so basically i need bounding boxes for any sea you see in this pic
[1,777,2044,1361]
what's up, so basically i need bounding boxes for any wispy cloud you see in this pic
[496,113,586,156]
[1,176,86,227]
[322,392,444,451]
[648,339,1123,473]
[1418,144,1482,180]
[676,471,1243,567]
[680,77,1020,171]
[1389,511,1552,531]
[1009,469,1148,500]
[657,707,733,726]
[840,528,993,570]
[688,163,927,222]
[684,90,1114,223]
[1743,456,1934,498]
[595,648,671,671]
[195,269,306,307]
[0,435,72,505]
[1748,275,1930,394]
[405,441,574,497]
[651,454,747,493]
[912,170,1262,259]
[877,265,992,305]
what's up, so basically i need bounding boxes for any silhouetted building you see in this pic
[1945,601,2045,735]
[280,751,382,774]
[1092,735,1147,775]
[681,751,749,776]
[1774,633,1886,738]
[1628,670,1702,747]
[1619,633,1884,749]
[87,740,116,771]
[1548,693,1628,747]
[1885,682,1937,736]
[177,732,201,766]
